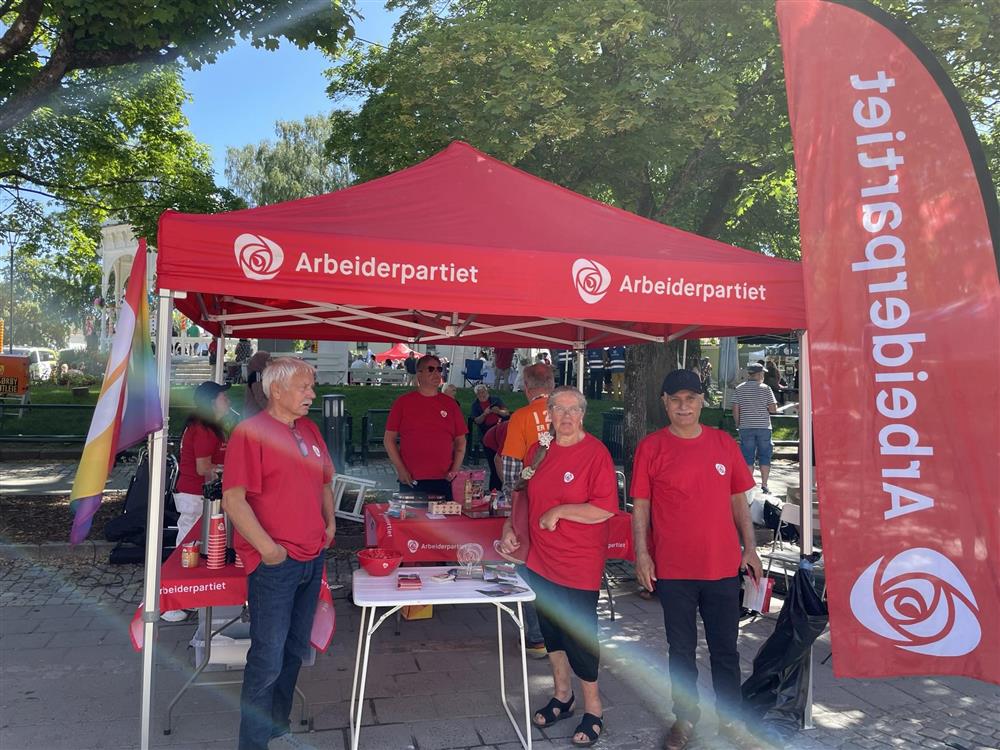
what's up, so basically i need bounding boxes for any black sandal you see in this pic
[531,693,575,727]
[571,713,604,747]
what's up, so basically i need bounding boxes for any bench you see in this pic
[361,409,391,465]
[348,367,407,386]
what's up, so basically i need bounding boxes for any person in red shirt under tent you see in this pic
[222,358,336,750]
[631,369,763,750]
[499,386,618,748]
[384,354,468,496]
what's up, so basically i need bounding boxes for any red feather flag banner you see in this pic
[777,0,1000,683]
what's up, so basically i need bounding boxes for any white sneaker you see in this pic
[159,610,188,622]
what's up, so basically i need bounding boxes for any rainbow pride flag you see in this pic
[70,240,163,544]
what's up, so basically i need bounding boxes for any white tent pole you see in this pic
[797,329,815,729]
[213,332,225,384]
[140,289,174,750]
[682,339,688,369]
[575,331,585,391]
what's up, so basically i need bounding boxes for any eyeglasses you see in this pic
[420,366,444,373]
[290,426,309,457]
[551,405,584,416]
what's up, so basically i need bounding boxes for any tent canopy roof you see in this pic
[157,141,804,347]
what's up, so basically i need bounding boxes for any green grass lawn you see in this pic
[1,384,798,444]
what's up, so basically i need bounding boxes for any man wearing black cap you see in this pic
[630,369,763,750]
[732,362,779,494]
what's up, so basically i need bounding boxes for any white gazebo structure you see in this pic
[97,223,155,350]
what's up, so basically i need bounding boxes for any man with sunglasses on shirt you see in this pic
[223,357,335,750]
[384,354,468,496]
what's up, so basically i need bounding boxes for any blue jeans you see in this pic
[738,428,773,467]
[238,554,324,750]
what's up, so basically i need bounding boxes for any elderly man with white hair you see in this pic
[223,357,335,750]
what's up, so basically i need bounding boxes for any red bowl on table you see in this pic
[357,547,403,576]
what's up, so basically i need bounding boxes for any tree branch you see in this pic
[0,169,166,193]
[0,182,163,211]
[0,0,43,63]
[0,32,180,133]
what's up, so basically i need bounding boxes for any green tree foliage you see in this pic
[0,0,356,132]
[225,115,351,207]
[0,194,99,347]
[0,0,354,347]
[0,65,242,348]
[324,0,998,466]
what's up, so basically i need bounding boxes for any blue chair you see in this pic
[462,359,484,387]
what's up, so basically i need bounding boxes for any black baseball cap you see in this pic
[194,381,231,410]
[661,369,703,395]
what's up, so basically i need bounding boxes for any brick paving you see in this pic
[1,459,997,749]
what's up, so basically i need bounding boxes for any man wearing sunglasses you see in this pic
[222,357,335,750]
[384,354,468,496]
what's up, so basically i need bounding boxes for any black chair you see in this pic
[361,409,391,465]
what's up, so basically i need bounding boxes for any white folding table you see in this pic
[350,567,536,750]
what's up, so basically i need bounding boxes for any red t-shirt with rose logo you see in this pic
[630,426,753,581]
[524,434,618,590]
[386,390,467,480]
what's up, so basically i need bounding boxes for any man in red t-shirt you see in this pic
[222,358,335,750]
[631,369,761,750]
[384,354,467,496]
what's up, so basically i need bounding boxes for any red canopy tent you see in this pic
[156,141,805,348]
[140,142,807,748]
[373,343,423,362]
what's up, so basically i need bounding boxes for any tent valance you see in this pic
[157,142,805,347]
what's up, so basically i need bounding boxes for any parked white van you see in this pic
[8,346,58,381]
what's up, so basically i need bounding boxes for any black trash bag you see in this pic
[742,566,829,741]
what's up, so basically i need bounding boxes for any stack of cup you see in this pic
[234,553,244,569]
[206,514,227,569]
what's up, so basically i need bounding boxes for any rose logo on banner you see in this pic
[234,233,284,280]
[849,547,982,657]
[572,258,611,304]
[407,539,419,554]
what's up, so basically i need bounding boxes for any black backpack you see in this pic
[104,450,179,563]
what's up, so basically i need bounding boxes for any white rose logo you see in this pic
[572,258,611,304]
[850,547,981,657]
[407,539,419,554]
[234,233,284,280]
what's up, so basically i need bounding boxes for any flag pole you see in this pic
[140,288,174,750]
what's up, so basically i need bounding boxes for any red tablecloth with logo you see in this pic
[129,529,334,651]
[364,504,634,562]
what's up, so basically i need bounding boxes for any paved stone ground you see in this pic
[1,459,998,749]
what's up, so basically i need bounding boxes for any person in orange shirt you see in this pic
[501,362,555,484]
[500,361,555,659]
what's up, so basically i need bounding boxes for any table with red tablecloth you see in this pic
[364,503,634,562]
[130,530,335,736]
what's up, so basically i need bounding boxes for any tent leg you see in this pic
[797,329,814,730]
[682,339,688,369]
[213,332,225,384]
[575,346,585,391]
[140,290,174,750]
